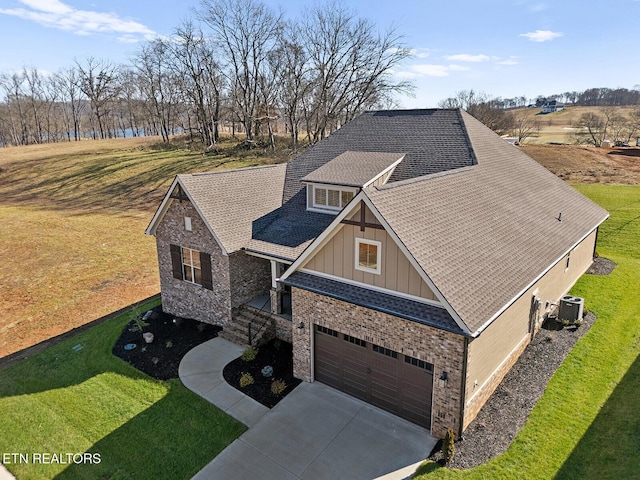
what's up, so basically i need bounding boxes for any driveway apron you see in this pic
[180,338,436,480]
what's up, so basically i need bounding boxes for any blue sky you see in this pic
[1,0,639,107]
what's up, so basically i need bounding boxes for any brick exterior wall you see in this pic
[291,287,465,439]
[156,199,232,325]
[274,315,293,343]
[229,252,271,308]
[155,198,271,326]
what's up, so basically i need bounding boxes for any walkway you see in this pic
[179,338,436,480]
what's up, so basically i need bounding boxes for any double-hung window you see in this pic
[182,247,202,285]
[170,244,213,290]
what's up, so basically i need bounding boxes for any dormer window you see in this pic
[301,151,405,214]
[310,184,356,213]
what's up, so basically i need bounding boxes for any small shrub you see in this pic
[241,347,257,362]
[442,427,455,465]
[165,340,173,348]
[128,305,149,332]
[271,379,287,396]
[239,372,254,388]
[129,317,149,333]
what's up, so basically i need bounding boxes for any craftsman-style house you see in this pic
[146,109,608,438]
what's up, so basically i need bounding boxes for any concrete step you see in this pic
[220,305,275,348]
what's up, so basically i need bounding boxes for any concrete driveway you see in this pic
[180,338,436,480]
[193,382,435,480]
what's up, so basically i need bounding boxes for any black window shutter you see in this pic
[200,252,213,290]
[170,244,183,280]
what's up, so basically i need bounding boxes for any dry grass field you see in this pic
[513,105,639,145]
[0,136,275,357]
[521,144,640,184]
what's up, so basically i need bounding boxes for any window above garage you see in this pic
[355,237,381,275]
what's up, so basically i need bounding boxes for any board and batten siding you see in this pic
[463,228,598,428]
[301,205,437,301]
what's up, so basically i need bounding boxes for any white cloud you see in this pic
[519,30,563,42]
[410,48,431,59]
[447,64,470,71]
[395,63,470,78]
[497,56,519,65]
[445,53,490,62]
[0,0,155,42]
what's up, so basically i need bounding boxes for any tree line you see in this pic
[0,0,411,149]
[460,87,640,111]
[439,89,640,145]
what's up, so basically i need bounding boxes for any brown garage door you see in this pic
[314,325,433,428]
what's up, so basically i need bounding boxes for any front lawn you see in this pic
[0,297,246,480]
[414,184,640,479]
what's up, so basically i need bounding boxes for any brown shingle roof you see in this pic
[177,164,287,253]
[301,151,405,187]
[367,111,609,334]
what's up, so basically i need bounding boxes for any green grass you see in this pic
[414,185,640,479]
[0,297,246,480]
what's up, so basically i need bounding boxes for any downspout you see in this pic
[459,336,470,439]
[592,227,599,259]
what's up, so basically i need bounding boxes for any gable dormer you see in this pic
[302,151,405,214]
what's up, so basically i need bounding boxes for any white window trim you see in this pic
[355,237,382,275]
[182,247,201,286]
[310,184,357,213]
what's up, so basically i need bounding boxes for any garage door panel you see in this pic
[314,325,433,429]
[314,327,342,388]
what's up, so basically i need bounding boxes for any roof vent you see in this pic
[557,212,562,222]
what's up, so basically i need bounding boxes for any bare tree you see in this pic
[199,0,283,144]
[276,22,311,150]
[439,90,514,135]
[118,68,143,138]
[0,72,29,145]
[52,67,85,141]
[511,112,540,144]
[575,111,607,146]
[303,2,412,141]
[74,57,121,139]
[135,40,183,142]
[23,68,48,143]
[170,20,224,148]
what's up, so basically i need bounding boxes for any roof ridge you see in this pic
[373,165,476,191]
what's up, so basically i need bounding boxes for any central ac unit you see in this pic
[558,295,584,323]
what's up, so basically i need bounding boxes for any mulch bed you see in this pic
[223,339,302,408]
[429,310,597,469]
[113,305,301,407]
[586,256,617,275]
[112,305,221,380]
